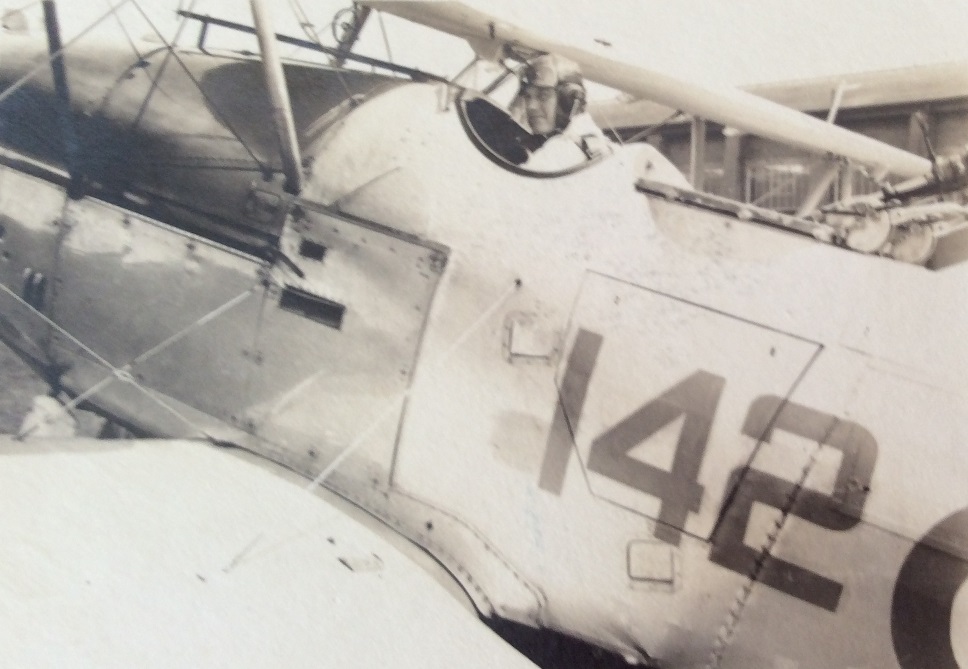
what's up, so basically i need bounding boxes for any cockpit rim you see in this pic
[455,90,607,179]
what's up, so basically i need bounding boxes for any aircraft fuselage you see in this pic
[0,36,965,669]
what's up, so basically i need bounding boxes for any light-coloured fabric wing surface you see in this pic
[0,437,537,668]
[363,0,932,179]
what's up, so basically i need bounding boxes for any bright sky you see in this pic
[15,0,968,92]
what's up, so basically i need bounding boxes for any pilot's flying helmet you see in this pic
[520,54,581,88]
[513,53,587,132]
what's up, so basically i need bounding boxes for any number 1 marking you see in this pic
[538,329,602,495]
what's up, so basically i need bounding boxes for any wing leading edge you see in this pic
[362,0,932,179]
[0,437,537,668]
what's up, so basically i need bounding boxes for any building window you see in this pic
[744,160,887,213]
[745,161,817,212]
[845,169,881,198]
[703,166,725,197]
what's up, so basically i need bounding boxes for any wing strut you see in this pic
[250,0,303,195]
[41,0,82,197]
[362,0,933,179]
[333,3,372,67]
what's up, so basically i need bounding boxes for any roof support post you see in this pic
[250,0,303,195]
[796,160,842,218]
[722,127,745,201]
[838,164,855,202]
[689,116,707,190]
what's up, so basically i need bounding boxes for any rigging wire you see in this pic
[7,0,41,14]
[297,0,358,96]
[376,9,392,64]
[287,0,324,47]
[129,1,198,130]
[169,0,202,48]
[0,0,136,107]
[625,109,685,144]
[282,0,319,59]
[220,277,523,573]
[100,0,143,60]
[1,279,259,441]
[285,0,361,103]
[304,279,520,491]
[591,102,627,148]
[128,0,270,176]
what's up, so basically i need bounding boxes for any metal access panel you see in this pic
[0,166,67,364]
[48,198,265,431]
[245,204,448,486]
[553,271,820,543]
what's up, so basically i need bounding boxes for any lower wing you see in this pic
[0,437,536,668]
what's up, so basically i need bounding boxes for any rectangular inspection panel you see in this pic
[558,271,821,542]
[247,206,448,486]
[627,540,676,586]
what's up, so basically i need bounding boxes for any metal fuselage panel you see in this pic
[0,36,965,669]
[300,82,968,666]
[0,38,443,484]
[0,164,64,364]
[0,174,446,492]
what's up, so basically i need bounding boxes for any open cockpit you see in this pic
[457,93,607,177]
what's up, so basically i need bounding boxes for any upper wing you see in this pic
[0,437,537,668]
[361,0,932,179]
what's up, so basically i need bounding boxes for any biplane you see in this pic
[0,1,965,667]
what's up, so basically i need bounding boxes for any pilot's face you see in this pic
[521,84,558,135]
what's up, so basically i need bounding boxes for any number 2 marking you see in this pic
[710,397,878,612]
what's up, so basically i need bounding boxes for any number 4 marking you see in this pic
[587,370,724,546]
[538,328,725,546]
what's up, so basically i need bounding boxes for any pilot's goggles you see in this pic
[520,85,557,103]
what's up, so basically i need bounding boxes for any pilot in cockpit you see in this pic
[509,54,613,170]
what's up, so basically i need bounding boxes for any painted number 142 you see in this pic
[537,329,878,613]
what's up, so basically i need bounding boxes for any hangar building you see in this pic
[593,62,968,212]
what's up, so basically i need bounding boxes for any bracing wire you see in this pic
[376,9,392,63]
[0,0,136,107]
[100,0,143,61]
[625,109,685,144]
[9,0,41,14]
[128,0,270,176]
[220,278,523,573]
[129,0,198,129]
[287,0,323,46]
[285,0,359,100]
[1,278,259,442]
